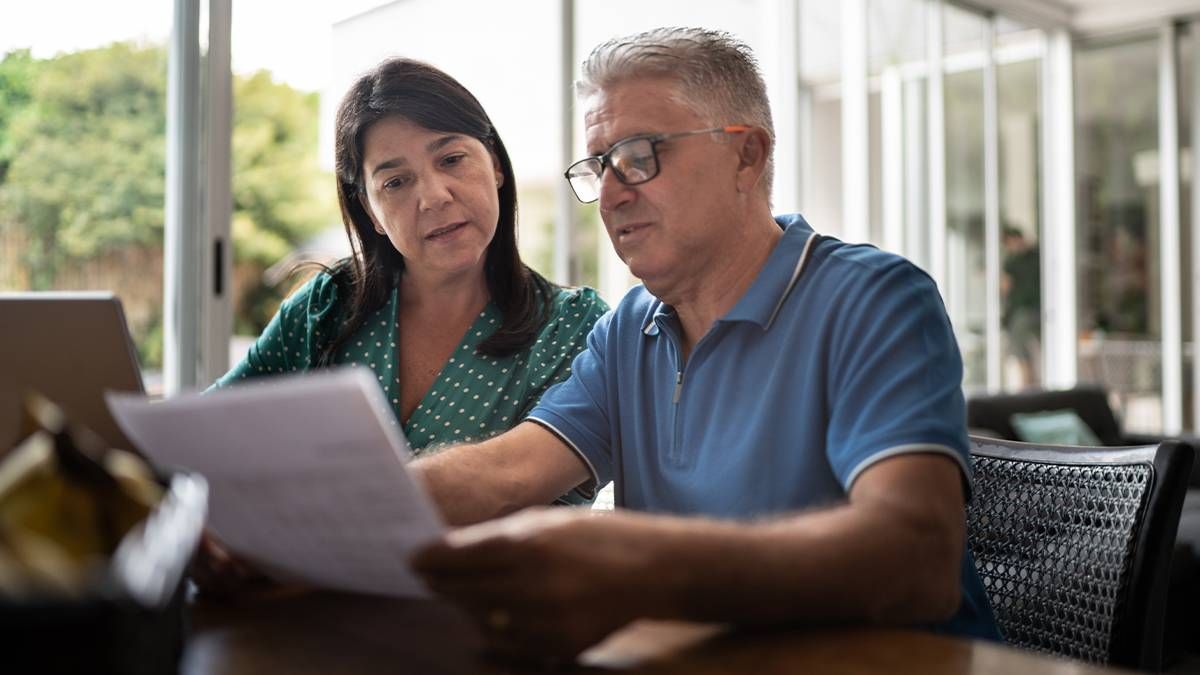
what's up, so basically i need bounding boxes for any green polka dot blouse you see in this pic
[213,272,609,457]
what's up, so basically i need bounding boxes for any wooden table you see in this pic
[181,589,1131,674]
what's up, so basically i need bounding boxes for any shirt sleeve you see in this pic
[525,307,616,494]
[823,261,973,496]
[209,272,341,390]
[516,286,610,420]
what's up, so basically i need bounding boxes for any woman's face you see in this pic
[359,116,503,279]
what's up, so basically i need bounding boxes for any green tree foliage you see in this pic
[0,44,167,288]
[0,43,338,362]
[231,70,337,333]
[0,49,36,182]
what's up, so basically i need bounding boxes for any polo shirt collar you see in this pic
[642,214,819,336]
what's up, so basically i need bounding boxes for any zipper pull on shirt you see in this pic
[672,370,683,404]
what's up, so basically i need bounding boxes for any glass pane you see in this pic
[801,0,843,237]
[1075,38,1162,433]
[943,8,988,391]
[943,2,986,58]
[868,0,926,72]
[228,68,340,356]
[996,15,1028,36]
[0,3,170,389]
[869,90,883,244]
[801,0,842,86]
[868,0,926,253]
[904,76,929,270]
[998,58,1043,391]
[996,15,1040,51]
[809,93,844,237]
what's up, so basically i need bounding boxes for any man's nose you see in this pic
[597,166,634,213]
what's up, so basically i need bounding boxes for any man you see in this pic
[1001,225,1041,386]
[411,27,999,659]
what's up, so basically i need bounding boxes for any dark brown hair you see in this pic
[320,57,554,365]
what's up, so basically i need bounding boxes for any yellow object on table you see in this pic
[0,393,164,597]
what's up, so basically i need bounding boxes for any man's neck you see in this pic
[669,210,782,357]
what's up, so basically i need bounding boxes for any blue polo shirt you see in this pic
[528,214,998,640]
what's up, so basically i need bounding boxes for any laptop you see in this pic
[0,292,146,453]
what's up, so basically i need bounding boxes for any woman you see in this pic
[196,59,606,594]
[214,57,607,474]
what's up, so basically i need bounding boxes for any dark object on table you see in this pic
[0,394,207,675]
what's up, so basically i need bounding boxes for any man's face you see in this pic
[582,78,742,296]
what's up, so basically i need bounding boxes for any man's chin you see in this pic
[627,261,668,294]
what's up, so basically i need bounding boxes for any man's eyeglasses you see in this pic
[563,125,750,203]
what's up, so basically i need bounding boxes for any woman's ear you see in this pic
[491,153,505,189]
[734,128,771,194]
[358,191,386,235]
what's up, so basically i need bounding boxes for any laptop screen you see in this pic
[0,292,146,453]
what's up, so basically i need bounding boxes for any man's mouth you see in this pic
[426,221,468,240]
[615,222,651,239]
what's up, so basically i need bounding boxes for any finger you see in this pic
[410,538,525,575]
[191,535,271,597]
[421,575,542,610]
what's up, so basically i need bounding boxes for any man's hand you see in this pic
[411,507,658,662]
[411,453,968,664]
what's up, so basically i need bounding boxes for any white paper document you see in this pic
[107,367,444,598]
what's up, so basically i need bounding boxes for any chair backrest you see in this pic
[966,437,1193,670]
[966,387,1124,445]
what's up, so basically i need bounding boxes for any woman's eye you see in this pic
[383,175,411,190]
[442,153,466,167]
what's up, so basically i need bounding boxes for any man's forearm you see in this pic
[411,443,528,526]
[629,501,963,627]
[410,421,592,526]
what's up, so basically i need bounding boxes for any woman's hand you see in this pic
[189,530,272,599]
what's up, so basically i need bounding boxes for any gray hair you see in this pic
[577,27,775,197]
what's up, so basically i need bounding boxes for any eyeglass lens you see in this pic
[567,137,660,202]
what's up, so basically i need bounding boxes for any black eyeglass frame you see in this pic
[563,124,751,203]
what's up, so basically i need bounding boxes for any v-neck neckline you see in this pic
[396,291,501,431]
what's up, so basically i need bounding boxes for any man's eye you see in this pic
[629,154,654,169]
[616,152,653,174]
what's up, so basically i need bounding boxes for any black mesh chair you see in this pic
[966,437,1193,671]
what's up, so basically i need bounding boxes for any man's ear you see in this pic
[359,191,386,235]
[734,128,771,194]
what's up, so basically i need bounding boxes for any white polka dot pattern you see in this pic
[212,274,609,463]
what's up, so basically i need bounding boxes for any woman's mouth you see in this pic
[426,221,468,240]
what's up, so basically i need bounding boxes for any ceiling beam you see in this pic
[959,0,1200,37]
[952,0,1072,29]
[1072,0,1200,38]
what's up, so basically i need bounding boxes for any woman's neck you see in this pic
[399,265,490,320]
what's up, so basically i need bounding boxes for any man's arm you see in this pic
[411,421,593,526]
[646,451,964,625]
[413,452,966,658]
